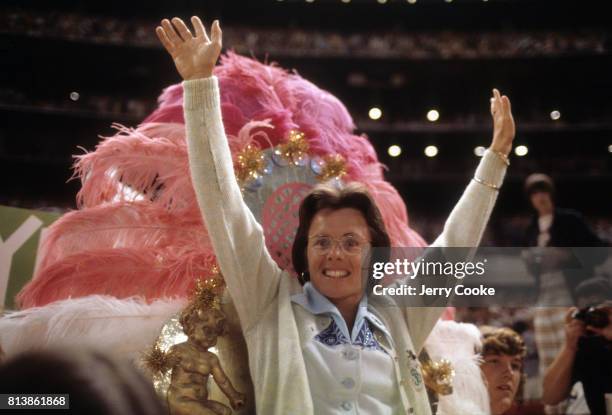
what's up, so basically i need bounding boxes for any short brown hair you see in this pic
[292,182,391,285]
[480,326,527,403]
[481,327,527,358]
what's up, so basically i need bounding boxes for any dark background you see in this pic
[1,0,610,244]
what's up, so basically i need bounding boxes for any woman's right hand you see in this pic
[155,16,222,81]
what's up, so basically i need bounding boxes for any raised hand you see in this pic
[489,88,516,157]
[155,16,222,81]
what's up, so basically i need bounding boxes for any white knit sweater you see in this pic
[184,76,507,415]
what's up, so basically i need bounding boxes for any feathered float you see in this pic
[1,52,488,414]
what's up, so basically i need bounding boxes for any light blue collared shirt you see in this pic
[291,282,401,414]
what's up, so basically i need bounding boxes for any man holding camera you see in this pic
[542,278,612,414]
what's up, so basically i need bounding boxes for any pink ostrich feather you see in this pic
[74,123,194,211]
[33,202,206,273]
[282,72,354,137]
[214,52,297,142]
[17,201,212,308]
[227,119,275,156]
[17,248,216,308]
[141,82,186,124]
[144,52,297,143]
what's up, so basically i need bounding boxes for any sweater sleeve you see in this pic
[183,77,282,333]
[430,149,506,248]
[407,149,507,351]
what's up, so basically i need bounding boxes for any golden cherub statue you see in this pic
[148,278,245,415]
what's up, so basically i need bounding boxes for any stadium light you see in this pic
[369,107,382,120]
[515,145,528,157]
[427,109,440,122]
[425,145,438,157]
[388,145,402,157]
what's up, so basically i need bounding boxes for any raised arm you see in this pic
[408,89,515,350]
[433,89,514,248]
[156,17,282,332]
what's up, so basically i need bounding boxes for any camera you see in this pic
[572,307,610,329]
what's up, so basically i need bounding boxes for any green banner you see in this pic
[0,205,62,310]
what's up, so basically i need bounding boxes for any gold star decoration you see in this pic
[317,154,347,182]
[191,277,224,311]
[143,341,175,375]
[235,144,266,188]
[275,130,309,165]
[421,358,455,396]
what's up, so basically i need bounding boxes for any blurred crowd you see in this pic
[1,9,608,59]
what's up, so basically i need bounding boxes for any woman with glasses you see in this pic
[156,16,515,415]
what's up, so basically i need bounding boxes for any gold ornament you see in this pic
[421,358,455,396]
[210,264,220,275]
[275,130,309,165]
[235,144,266,187]
[317,154,347,182]
[143,341,175,375]
[190,278,224,311]
[143,314,185,395]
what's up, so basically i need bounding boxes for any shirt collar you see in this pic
[291,282,390,343]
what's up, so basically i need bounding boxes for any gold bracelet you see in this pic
[490,149,510,166]
[472,176,501,191]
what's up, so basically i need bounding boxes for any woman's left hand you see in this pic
[489,88,515,156]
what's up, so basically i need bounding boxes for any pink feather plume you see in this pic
[74,123,195,211]
[18,248,216,308]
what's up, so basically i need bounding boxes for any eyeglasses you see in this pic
[308,235,370,256]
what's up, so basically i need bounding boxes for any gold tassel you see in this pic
[317,154,347,182]
[143,342,173,375]
[235,144,266,188]
[275,130,309,165]
[421,358,455,396]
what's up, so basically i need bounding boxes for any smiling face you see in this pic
[481,353,522,415]
[306,208,371,305]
